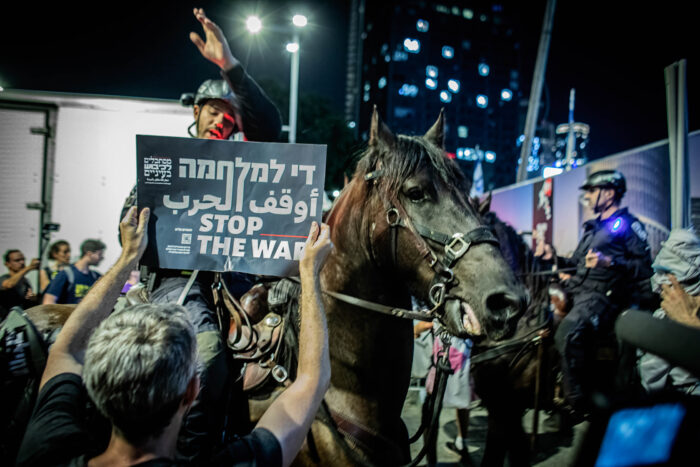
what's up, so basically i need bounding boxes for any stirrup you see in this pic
[126,283,151,306]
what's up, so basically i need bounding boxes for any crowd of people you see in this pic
[1,6,698,467]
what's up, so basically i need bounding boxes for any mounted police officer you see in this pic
[120,8,281,463]
[536,169,653,418]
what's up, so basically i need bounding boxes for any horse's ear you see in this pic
[478,191,492,216]
[369,105,394,147]
[424,108,445,148]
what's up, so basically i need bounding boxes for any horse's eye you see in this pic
[406,187,425,202]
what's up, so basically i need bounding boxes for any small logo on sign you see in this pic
[182,233,192,245]
[143,156,173,185]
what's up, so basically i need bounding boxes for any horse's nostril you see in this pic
[485,292,522,322]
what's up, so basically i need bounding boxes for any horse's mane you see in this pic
[326,134,471,229]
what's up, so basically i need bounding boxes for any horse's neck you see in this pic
[320,222,414,431]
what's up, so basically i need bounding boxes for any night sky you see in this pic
[0,1,696,161]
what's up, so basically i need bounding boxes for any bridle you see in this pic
[360,168,500,321]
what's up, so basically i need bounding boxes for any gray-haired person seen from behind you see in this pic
[16,206,333,467]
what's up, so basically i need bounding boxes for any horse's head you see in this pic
[346,108,527,341]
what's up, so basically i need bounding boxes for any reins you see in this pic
[470,320,549,368]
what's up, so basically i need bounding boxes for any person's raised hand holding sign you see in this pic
[256,221,332,466]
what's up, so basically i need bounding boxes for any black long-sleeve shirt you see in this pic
[221,65,281,142]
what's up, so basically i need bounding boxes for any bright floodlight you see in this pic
[476,94,488,108]
[292,14,307,27]
[286,42,299,53]
[442,46,454,59]
[426,65,438,78]
[425,78,437,90]
[543,167,564,178]
[501,88,513,101]
[332,190,341,198]
[440,90,452,103]
[447,79,460,93]
[246,16,262,33]
[485,151,496,163]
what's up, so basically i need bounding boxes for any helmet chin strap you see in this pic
[593,188,613,214]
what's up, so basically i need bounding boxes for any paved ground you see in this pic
[401,387,588,466]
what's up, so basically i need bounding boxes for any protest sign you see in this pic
[137,135,327,276]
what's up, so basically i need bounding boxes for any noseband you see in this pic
[365,169,500,317]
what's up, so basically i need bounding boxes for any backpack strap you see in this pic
[64,266,75,288]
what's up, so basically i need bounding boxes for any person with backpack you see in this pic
[43,239,105,305]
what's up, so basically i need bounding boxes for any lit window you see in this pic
[435,5,450,14]
[440,90,452,103]
[393,51,408,61]
[385,55,391,62]
[364,82,371,92]
[476,94,488,108]
[458,126,468,138]
[416,19,429,32]
[378,77,387,89]
[463,8,474,19]
[461,40,471,50]
[500,88,513,101]
[426,65,438,78]
[452,6,460,15]
[480,14,488,22]
[363,92,370,102]
[447,79,460,93]
[347,121,356,129]
[442,46,454,59]
[478,63,490,76]
[485,151,496,163]
[425,78,437,90]
[403,38,421,53]
[399,84,418,97]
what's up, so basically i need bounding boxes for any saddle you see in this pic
[126,275,300,394]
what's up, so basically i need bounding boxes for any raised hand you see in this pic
[300,222,332,280]
[189,8,239,71]
[119,206,150,263]
[661,274,700,328]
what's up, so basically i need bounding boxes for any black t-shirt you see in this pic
[0,274,32,318]
[16,373,282,467]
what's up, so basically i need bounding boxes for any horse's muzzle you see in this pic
[483,288,526,339]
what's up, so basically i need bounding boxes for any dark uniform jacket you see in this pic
[556,207,653,302]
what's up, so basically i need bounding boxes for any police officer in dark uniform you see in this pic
[536,170,653,417]
[120,8,281,463]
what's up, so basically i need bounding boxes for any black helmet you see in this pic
[180,79,237,110]
[580,169,626,198]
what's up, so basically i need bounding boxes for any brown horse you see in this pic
[7,110,527,466]
[291,109,527,465]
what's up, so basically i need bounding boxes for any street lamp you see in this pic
[246,16,262,34]
[244,13,307,143]
[287,14,306,143]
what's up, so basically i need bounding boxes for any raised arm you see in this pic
[1,258,40,290]
[256,222,332,467]
[189,8,282,141]
[39,207,149,390]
